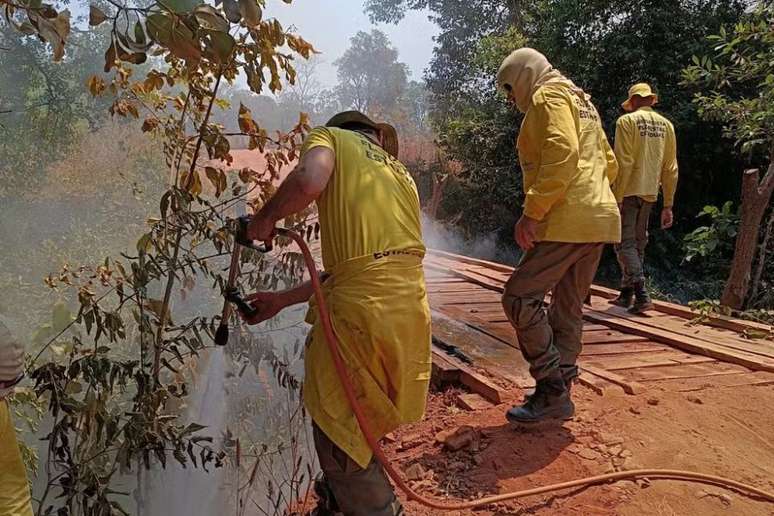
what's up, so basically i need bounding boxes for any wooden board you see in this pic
[431,344,506,404]
[428,248,774,338]
[577,372,618,396]
[425,249,774,394]
[579,342,669,356]
[587,283,774,336]
[582,331,651,344]
[626,362,749,382]
[430,311,533,388]
[580,352,715,372]
[581,363,645,395]
[584,310,774,374]
[456,393,494,411]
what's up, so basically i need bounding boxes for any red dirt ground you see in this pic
[385,380,774,515]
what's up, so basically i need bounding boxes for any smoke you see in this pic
[421,214,520,265]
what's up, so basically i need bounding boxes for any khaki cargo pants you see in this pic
[312,424,404,516]
[501,242,604,382]
[614,196,654,287]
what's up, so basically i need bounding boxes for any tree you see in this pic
[683,1,774,309]
[333,29,409,115]
[0,22,115,194]
[1,0,317,513]
[368,0,751,290]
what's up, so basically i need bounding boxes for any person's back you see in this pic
[612,106,677,204]
[517,82,620,244]
[304,126,425,270]
[243,111,430,515]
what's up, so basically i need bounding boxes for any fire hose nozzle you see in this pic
[235,215,274,252]
[215,218,285,346]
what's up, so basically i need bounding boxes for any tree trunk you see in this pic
[721,165,774,309]
[426,173,448,219]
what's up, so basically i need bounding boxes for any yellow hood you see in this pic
[497,48,564,112]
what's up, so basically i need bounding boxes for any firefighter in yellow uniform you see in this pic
[496,48,621,423]
[242,111,431,516]
[610,83,679,313]
[1,316,34,516]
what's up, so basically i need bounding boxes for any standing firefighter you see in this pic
[496,48,621,423]
[610,83,679,313]
[242,111,431,516]
[0,317,33,516]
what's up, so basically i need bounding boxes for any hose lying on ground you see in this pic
[279,228,774,510]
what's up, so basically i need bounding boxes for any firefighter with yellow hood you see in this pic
[241,111,430,516]
[1,314,34,516]
[496,48,621,423]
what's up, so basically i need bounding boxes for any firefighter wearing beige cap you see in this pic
[1,316,33,516]
[611,83,679,313]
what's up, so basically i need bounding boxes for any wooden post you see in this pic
[721,165,774,309]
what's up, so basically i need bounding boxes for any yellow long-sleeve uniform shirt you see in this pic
[300,127,432,469]
[612,107,678,207]
[517,82,621,243]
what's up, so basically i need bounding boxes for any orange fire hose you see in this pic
[276,229,774,510]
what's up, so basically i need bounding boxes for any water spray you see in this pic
[216,216,774,511]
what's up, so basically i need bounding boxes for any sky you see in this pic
[264,0,440,87]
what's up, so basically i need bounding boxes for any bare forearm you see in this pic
[259,171,319,225]
[281,280,315,306]
[279,272,330,307]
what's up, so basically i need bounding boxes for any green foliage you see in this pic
[682,2,774,160]
[368,0,756,308]
[0,23,115,195]
[683,201,739,262]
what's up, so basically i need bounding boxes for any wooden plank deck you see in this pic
[425,249,774,395]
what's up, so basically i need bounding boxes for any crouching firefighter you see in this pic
[496,48,621,423]
[241,111,431,515]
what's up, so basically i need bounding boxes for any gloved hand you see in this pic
[0,320,24,400]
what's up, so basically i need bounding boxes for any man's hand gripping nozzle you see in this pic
[214,216,276,346]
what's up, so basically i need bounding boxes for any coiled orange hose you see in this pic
[279,229,774,510]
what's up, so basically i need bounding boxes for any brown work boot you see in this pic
[629,282,654,314]
[609,287,634,308]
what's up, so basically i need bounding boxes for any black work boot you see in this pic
[522,368,575,402]
[629,282,654,314]
[311,475,342,516]
[508,372,575,424]
[609,287,634,308]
